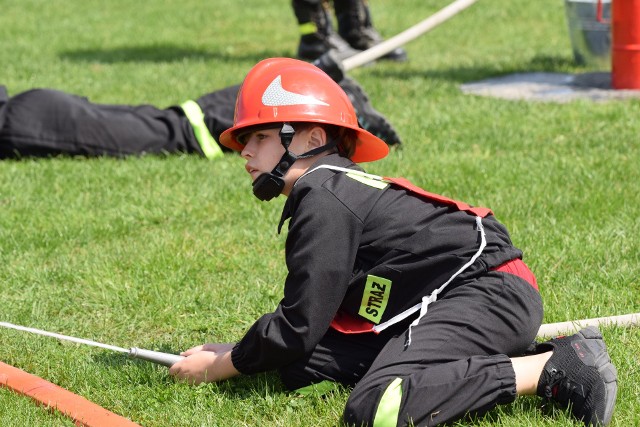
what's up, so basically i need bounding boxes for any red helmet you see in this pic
[219,58,389,163]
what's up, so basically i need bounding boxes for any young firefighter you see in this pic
[168,58,618,426]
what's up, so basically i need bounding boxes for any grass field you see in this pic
[1,0,639,426]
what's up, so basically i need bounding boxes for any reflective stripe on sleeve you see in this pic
[299,22,318,35]
[180,100,224,159]
[373,377,403,427]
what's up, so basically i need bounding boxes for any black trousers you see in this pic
[278,271,543,427]
[0,84,238,159]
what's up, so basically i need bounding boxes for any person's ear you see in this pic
[307,126,327,150]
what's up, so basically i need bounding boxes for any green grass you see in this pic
[1,0,639,426]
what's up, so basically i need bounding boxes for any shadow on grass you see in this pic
[92,350,137,367]
[58,43,290,64]
[91,344,183,367]
[455,395,563,426]
[367,55,580,84]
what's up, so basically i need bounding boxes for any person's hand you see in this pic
[169,343,240,384]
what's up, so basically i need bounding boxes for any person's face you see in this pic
[240,125,327,196]
[240,127,285,183]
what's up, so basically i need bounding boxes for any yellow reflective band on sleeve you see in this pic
[373,377,403,427]
[347,172,389,189]
[180,100,224,159]
[299,22,318,35]
[358,275,392,324]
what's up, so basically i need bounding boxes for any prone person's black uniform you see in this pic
[0,84,237,159]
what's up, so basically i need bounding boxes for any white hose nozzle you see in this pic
[128,347,185,367]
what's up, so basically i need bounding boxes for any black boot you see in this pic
[536,327,617,426]
[294,0,360,61]
[334,0,407,62]
[338,77,402,146]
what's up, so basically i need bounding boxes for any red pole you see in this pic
[612,0,640,89]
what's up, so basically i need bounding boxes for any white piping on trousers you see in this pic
[374,216,487,348]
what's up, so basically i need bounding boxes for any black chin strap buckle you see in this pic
[279,123,295,149]
[252,123,298,201]
[273,123,298,177]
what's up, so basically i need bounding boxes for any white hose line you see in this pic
[537,312,640,338]
[0,321,129,353]
[342,0,480,71]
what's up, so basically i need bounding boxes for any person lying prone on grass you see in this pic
[169,58,617,427]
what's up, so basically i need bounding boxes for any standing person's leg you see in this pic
[292,0,359,61]
[344,271,543,426]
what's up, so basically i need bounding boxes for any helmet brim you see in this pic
[219,121,388,163]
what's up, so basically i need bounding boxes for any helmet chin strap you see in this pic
[252,123,338,201]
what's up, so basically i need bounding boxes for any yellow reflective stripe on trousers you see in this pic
[180,100,223,159]
[373,377,403,427]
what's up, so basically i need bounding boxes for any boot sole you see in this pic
[577,326,618,426]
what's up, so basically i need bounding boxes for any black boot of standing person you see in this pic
[293,0,360,61]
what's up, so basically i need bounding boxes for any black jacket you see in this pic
[231,154,522,374]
